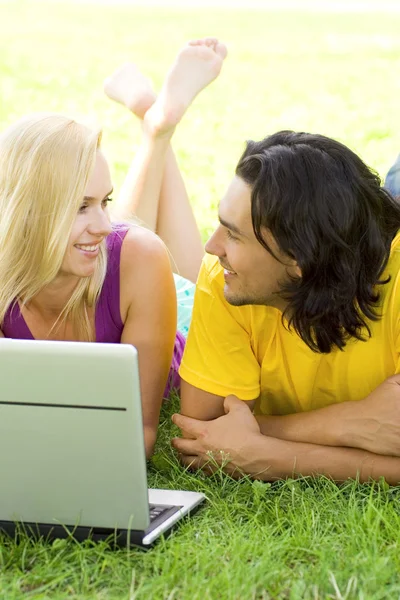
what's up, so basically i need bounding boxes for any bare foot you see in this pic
[103,63,156,119]
[144,37,227,137]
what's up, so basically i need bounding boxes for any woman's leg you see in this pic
[156,147,204,282]
[104,38,226,282]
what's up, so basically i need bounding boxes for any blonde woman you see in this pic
[0,38,227,457]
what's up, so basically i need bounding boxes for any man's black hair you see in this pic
[236,130,400,353]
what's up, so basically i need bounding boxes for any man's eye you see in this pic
[226,230,238,241]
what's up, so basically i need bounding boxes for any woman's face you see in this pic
[60,150,113,278]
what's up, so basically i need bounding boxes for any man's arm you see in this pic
[173,396,400,485]
[249,434,400,485]
[255,374,400,457]
[180,380,256,421]
[181,376,400,458]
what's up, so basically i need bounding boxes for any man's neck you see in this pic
[267,294,290,314]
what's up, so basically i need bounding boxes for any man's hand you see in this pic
[341,374,400,457]
[172,392,400,484]
[172,395,272,476]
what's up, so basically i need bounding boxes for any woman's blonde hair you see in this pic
[0,112,107,341]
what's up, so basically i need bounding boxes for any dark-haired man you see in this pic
[172,132,400,485]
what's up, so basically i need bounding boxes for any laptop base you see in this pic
[0,497,205,548]
[0,517,176,549]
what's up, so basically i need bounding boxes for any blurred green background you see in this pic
[1,0,399,240]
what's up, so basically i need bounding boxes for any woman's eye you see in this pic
[102,196,113,208]
[78,204,88,213]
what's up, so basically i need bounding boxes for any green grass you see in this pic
[0,397,400,599]
[1,1,400,598]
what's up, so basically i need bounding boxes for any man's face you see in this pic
[205,176,300,310]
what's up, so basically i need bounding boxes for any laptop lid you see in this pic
[0,339,150,531]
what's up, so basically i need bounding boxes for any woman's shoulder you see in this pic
[118,224,173,315]
[106,222,166,267]
[119,224,169,269]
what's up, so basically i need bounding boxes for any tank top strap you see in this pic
[95,224,130,343]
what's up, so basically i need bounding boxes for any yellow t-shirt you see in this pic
[179,232,400,415]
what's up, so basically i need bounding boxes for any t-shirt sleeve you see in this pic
[394,316,400,374]
[389,262,400,374]
[179,256,261,400]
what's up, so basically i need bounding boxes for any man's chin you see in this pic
[223,286,270,308]
[223,287,250,307]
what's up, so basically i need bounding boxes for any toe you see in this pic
[215,42,228,60]
[188,39,203,46]
[204,37,218,48]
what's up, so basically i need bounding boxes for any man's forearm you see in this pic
[255,376,400,458]
[248,436,400,485]
[255,402,349,447]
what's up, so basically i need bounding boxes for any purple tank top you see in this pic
[2,224,184,395]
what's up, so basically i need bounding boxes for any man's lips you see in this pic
[220,263,236,275]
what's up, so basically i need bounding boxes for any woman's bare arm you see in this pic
[119,227,177,458]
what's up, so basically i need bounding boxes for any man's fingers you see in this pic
[223,394,251,414]
[172,413,205,437]
[179,454,221,476]
[171,437,201,456]
[179,454,243,478]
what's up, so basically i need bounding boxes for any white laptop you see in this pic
[0,339,205,547]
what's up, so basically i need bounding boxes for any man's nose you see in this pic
[205,227,224,257]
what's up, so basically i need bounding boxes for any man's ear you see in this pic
[293,263,302,278]
[287,258,301,279]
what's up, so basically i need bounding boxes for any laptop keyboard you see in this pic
[149,503,177,522]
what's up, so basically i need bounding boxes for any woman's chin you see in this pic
[58,263,96,279]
